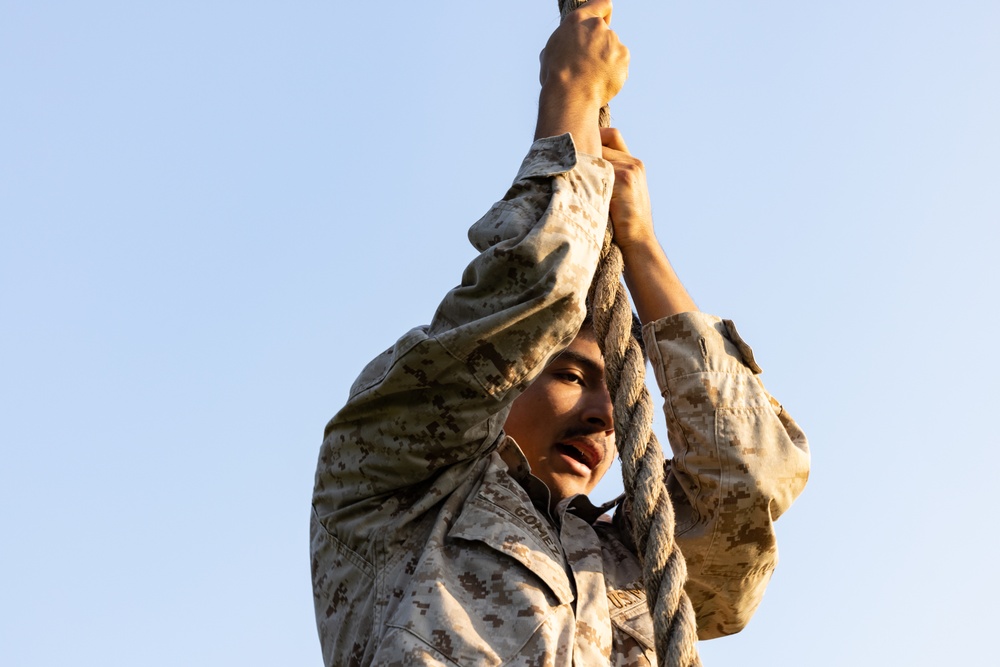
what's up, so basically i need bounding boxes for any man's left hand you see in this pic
[601,127,655,255]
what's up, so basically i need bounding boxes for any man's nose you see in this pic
[583,387,615,433]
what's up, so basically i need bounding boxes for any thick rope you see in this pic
[556,2,701,665]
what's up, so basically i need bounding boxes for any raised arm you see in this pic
[602,128,810,638]
[313,0,630,545]
[599,127,697,321]
[535,0,627,156]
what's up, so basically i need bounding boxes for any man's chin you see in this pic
[545,476,592,505]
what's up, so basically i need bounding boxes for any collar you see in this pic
[497,436,623,525]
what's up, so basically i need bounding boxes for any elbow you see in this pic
[690,564,775,640]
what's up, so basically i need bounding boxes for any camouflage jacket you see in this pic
[311,134,810,666]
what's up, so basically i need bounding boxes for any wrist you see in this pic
[617,231,661,263]
[621,241,699,322]
[539,79,605,113]
[535,84,604,156]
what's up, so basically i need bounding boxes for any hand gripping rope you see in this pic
[556,2,702,665]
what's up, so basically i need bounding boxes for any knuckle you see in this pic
[621,159,640,174]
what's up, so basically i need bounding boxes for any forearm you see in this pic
[620,239,698,323]
[534,0,627,157]
[597,128,698,319]
[643,312,810,637]
[534,84,603,156]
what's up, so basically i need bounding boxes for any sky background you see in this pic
[2,1,998,665]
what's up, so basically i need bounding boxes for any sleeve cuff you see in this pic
[642,312,764,389]
[515,133,612,182]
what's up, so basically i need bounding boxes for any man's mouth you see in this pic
[554,437,603,471]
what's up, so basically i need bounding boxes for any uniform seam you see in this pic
[374,528,387,645]
[700,563,776,580]
[311,505,375,578]
[701,404,773,574]
[664,368,754,384]
[380,625,464,666]
[659,388,702,538]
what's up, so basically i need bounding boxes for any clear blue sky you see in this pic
[2,2,998,665]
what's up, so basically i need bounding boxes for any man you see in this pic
[311,2,809,664]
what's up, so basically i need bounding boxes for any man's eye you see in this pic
[556,372,585,385]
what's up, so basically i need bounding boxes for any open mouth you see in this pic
[554,439,599,470]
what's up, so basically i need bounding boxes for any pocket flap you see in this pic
[609,589,655,651]
[448,473,574,606]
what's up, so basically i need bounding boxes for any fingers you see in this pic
[538,6,629,111]
[605,150,645,186]
[601,127,630,155]
[602,128,643,178]
[571,0,613,25]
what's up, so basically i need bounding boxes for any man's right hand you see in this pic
[601,127,700,322]
[535,0,629,156]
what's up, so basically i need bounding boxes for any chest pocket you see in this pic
[609,593,656,666]
[449,477,574,602]
[385,472,576,666]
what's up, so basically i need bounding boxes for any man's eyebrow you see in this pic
[551,350,604,377]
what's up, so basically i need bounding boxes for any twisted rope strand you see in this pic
[556,2,701,665]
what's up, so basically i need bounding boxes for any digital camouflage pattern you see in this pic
[311,134,810,666]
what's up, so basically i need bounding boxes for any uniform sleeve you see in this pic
[313,134,615,543]
[642,312,810,640]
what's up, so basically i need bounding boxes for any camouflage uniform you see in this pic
[312,134,809,666]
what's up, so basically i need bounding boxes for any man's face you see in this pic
[503,328,616,505]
